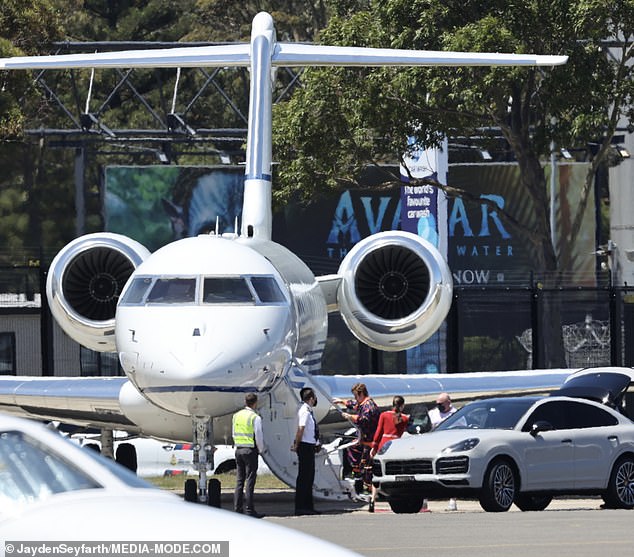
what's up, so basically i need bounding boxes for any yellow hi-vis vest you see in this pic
[232,408,257,447]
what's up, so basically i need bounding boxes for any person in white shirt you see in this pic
[291,387,321,515]
[428,392,457,428]
[428,392,458,511]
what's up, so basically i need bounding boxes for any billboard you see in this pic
[447,162,595,286]
[105,166,244,252]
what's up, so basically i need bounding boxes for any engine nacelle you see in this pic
[46,233,150,352]
[337,231,452,351]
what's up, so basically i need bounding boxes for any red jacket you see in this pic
[372,410,409,451]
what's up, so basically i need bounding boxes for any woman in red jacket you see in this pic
[369,395,409,512]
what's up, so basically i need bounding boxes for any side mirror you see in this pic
[530,421,554,437]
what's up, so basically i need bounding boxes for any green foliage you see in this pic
[189,0,330,42]
[273,0,634,275]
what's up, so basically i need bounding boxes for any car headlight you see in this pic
[377,441,392,455]
[442,438,480,453]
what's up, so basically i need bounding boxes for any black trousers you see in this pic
[295,441,315,511]
[234,446,259,513]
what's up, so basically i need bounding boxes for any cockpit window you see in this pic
[203,278,254,304]
[147,278,196,304]
[120,277,153,304]
[250,276,286,303]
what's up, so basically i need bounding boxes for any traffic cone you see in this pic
[447,498,457,511]
[420,498,431,512]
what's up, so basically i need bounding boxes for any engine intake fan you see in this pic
[337,231,452,351]
[47,233,150,352]
[355,245,430,320]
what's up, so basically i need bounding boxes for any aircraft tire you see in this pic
[184,478,198,502]
[115,442,138,474]
[207,478,221,507]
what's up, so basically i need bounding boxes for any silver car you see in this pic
[373,368,634,513]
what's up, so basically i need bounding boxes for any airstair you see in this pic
[258,366,356,501]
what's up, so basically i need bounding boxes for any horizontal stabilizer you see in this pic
[0,42,567,72]
[0,44,251,70]
[274,43,568,67]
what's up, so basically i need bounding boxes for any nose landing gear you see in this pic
[184,416,221,507]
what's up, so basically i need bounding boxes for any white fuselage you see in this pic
[114,234,324,418]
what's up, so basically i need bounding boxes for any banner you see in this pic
[105,166,244,252]
[447,162,595,286]
[400,139,449,374]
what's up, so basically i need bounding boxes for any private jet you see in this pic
[0,12,573,504]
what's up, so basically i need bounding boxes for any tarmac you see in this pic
[216,488,605,516]
[208,489,626,557]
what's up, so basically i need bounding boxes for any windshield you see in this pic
[0,431,101,517]
[436,398,537,431]
[120,275,287,306]
[147,278,196,303]
[203,277,254,303]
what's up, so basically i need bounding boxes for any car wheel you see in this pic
[184,478,198,502]
[603,455,634,509]
[515,493,552,511]
[479,458,516,512]
[388,496,425,514]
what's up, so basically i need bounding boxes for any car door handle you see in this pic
[561,439,572,444]
[608,436,618,444]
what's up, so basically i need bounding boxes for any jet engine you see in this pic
[46,233,150,352]
[337,231,452,351]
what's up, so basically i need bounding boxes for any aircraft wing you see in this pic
[0,43,567,72]
[274,43,568,67]
[0,368,572,432]
[0,375,139,431]
[315,369,574,408]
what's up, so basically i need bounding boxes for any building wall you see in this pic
[0,313,41,375]
[52,321,82,376]
[610,130,634,285]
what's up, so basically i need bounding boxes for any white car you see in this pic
[69,433,270,477]
[0,414,360,557]
[373,368,634,513]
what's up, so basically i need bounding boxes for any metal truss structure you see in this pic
[25,41,304,163]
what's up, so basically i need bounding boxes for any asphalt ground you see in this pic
[217,489,634,557]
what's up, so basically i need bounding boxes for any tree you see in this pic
[187,0,329,42]
[0,1,68,264]
[273,0,634,367]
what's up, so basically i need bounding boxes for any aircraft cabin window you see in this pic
[147,278,197,304]
[203,278,254,304]
[120,277,153,305]
[250,276,286,303]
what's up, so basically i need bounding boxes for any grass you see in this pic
[147,472,289,492]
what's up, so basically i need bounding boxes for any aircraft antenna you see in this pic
[84,65,95,114]
[171,67,180,114]
[234,216,239,236]
[215,216,219,236]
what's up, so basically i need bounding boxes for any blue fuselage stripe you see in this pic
[245,173,272,181]
[143,385,269,394]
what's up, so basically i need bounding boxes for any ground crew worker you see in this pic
[232,393,266,518]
